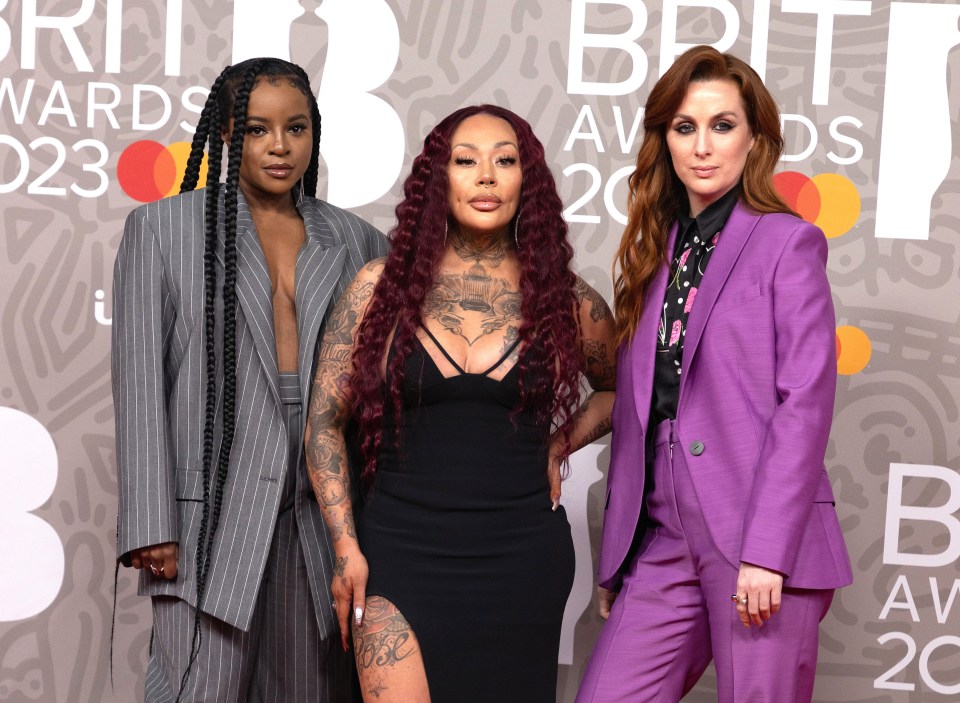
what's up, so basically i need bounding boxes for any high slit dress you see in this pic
[358,328,576,702]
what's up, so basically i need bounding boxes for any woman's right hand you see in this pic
[598,586,618,619]
[128,542,179,579]
[332,546,369,650]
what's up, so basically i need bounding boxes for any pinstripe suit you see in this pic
[113,188,387,701]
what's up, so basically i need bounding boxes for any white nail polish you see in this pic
[354,607,363,625]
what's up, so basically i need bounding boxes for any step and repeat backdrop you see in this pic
[1,1,959,701]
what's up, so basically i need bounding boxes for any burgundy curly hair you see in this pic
[349,104,583,483]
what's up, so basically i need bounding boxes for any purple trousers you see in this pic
[576,420,834,703]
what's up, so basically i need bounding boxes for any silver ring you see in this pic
[731,594,747,606]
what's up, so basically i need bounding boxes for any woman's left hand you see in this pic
[547,449,561,510]
[547,445,562,511]
[734,561,784,628]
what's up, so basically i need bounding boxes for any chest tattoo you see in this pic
[424,267,522,346]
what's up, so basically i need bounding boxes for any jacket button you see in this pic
[690,441,705,456]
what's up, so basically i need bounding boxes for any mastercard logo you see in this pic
[775,172,870,374]
[836,325,871,375]
[774,171,860,239]
[117,140,208,203]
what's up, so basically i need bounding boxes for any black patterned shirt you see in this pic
[649,187,740,428]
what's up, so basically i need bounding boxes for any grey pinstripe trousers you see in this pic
[143,381,353,702]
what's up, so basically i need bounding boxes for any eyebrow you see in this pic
[672,111,739,121]
[246,113,310,123]
[452,141,519,150]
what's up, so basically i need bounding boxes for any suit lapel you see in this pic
[295,199,347,404]
[630,223,678,428]
[215,192,282,407]
[679,203,761,399]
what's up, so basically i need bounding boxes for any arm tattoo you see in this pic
[575,276,613,323]
[321,477,346,506]
[565,391,614,453]
[583,338,615,388]
[306,271,379,548]
[580,417,612,446]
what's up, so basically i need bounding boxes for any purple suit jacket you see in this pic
[599,203,853,591]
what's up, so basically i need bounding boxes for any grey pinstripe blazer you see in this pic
[113,188,387,637]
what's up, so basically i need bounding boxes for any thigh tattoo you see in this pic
[354,596,419,672]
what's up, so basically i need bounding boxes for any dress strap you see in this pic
[420,325,466,374]
[481,337,522,376]
[419,326,522,376]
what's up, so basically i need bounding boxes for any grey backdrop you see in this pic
[1,1,959,701]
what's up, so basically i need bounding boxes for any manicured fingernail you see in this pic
[552,499,559,511]
[355,607,363,625]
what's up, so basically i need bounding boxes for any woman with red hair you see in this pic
[306,105,616,702]
[576,46,851,703]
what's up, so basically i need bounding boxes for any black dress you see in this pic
[359,329,575,703]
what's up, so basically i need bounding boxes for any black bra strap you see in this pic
[419,325,522,376]
[420,325,465,374]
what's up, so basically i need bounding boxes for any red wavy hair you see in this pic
[350,105,583,484]
[614,46,795,344]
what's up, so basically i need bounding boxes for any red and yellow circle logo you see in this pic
[836,325,871,375]
[775,172,870,375]
[774,171,860,239]
[117,140,208,203]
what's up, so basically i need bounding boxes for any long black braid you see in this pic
[172,57,323,701]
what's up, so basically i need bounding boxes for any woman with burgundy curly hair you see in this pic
[305,104,616,702]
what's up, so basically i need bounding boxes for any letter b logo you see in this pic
[884,463,960,567]
[0,408,64,621]
[232,0,403,208]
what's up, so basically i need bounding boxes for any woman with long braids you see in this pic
[305,105,617,703]
[575,46,852,702]
[113,57,387,702]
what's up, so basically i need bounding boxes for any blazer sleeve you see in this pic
[112,208,177,565]
[739,221,837,576]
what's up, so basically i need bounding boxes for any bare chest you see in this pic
[254,213,305,372]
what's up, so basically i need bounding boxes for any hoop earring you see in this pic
[444,220,448,246]
[513,215,521,249]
